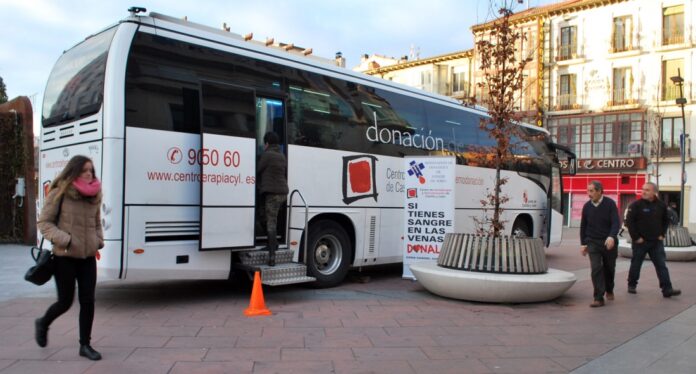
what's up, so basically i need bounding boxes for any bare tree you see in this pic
[473,3,531,237]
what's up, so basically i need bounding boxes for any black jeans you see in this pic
[628,240,673,292]
[587,239,618,301]
[41,256,97,345]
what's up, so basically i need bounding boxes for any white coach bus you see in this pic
[39,9,575,287]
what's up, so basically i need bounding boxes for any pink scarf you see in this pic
[72,177,102,197]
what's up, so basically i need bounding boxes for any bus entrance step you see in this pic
[239,249,294,266]
[258,263,316,286]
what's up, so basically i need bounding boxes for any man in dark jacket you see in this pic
[625,182,681,297]
[257,132,289,266]
[580,180,620,308]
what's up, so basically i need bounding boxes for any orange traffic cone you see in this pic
[244,271,272,317]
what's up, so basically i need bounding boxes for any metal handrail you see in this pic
[287,189,309,266]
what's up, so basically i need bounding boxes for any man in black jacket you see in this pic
[580,181,620,308]
[625,182,681,298]
[257,132,289,266]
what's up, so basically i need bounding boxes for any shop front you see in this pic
[548,110,649,227]
[561,159,647,227]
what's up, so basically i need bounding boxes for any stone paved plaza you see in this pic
[1,228,695,373]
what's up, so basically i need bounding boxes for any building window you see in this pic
[612,16,632,52]
[558,26,577,61]
[611,67,632,106]
[663,5,684,45]
[452,71,468,94]
[548,112,645,159]
[419,70,432,92]
[558,74,577,110]
[661,117,684,157]
[662,59,684,101]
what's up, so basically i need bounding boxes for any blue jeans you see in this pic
[628,240,673,292]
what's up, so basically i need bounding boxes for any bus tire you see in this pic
[511,218,531,238]
[305,220,351,288]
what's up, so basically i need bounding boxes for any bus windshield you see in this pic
[42,27,117,127]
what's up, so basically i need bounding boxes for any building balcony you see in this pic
[556,44,579,61]
[609,37,635,53]
[663,30,685,46]
[553,94,581,111]
[606,89,640,109]
[654,138,691,162]
[662,85,682,101]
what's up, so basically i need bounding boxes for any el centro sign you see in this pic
[561,157,646,171]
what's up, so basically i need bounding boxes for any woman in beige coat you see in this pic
[35,155,103,361]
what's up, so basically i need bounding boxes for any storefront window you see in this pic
[548,111,645,159]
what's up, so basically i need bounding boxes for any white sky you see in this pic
[0,0,555,133]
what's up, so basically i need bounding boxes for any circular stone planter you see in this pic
[410,261,576,303]
[410,233,576,303]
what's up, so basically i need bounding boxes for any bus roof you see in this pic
[119,11,547,135]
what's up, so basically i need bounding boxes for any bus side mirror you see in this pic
[551,143,576,176]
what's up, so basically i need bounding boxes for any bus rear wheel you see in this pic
[305,220,351,288]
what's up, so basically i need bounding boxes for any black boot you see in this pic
[79,345,102,361]
[267,232,277,267]
[35,318,48,347]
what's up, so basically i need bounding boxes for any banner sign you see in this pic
[403,156,456,279]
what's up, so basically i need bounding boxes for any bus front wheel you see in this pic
[511,218,531,238]
[305,220,351,288]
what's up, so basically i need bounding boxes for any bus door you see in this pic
[254,97,287,245]
[199,82,257,250]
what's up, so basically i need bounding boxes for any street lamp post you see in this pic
[670,68,688,227]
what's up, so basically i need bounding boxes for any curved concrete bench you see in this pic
[438,234,547,274]
[410,261,577,303]
[618,239,696,262]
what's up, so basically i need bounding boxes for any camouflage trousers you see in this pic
[258,194,286,236]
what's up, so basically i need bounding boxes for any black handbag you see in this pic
[24,238,56,285]
[25,195,62,285]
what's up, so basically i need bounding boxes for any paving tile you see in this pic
[205,348,281,362]
[305,335,374,348]
[480,357,567,373]
[132,325,202,337]
[96,334,170,348]
[409,358,491,374]
[341,317,399,328]
[47,346,135,362]
[125,347,208,365]
[421,345,497,360]
[262,327,325,338]
[0,346,60,360]
[252,360,334,373]
[198,326,263,337]
[282,317,343,328]
[0,360,16,371]
[280,347,354,361]
[170,361,254,374]
[83,361,173,374]
[489,345,565,358]
[352,347,427,361]
[384,326,447,336]
[333,359,416,374]
[166,336,238,348]
[433,334,504,346]
[550,356,594,371]
[1,360,94,374]
[369,334,439,347]
[324,327,388,337]
[235,335,304,348]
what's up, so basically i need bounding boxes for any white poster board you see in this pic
[403,156,456,279]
